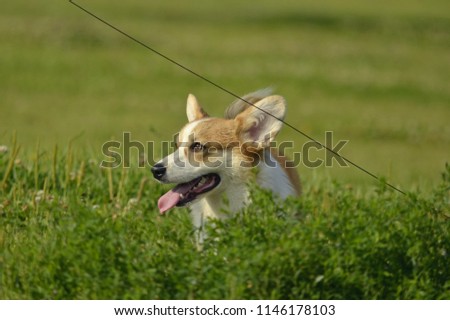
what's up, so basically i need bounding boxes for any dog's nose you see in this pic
[151,163,166,180]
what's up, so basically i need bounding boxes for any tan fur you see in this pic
[188,118,238,148]
[154,90,301,245]
[180,114,301,195]
[270,150,302,196]
[225,88,273,119]
[182,93,299,190]
[187,93,209,122]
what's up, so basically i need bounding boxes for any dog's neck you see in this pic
[256,150,297,199]
[188,181,249,245]
[189,180,249,229]
[188,151,297,244]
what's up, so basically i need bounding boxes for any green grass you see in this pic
[0,144,449,299]
[0,0,449,299]
[1,0,449,189]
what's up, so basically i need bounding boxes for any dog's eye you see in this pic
[190,142,204,152]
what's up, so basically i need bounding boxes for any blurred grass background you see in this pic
[1,0,449,191]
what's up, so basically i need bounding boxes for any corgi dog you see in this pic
[151,89,300,241]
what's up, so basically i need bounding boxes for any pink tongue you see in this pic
[157,190,181,214]
[157,179,200,214]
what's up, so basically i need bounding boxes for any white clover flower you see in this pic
[128,198,138,206]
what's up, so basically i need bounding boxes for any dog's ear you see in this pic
[225,88,273,119]
[235,95,286,148]
[186,94,209,122]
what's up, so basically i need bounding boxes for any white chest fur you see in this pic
[188,150,295,241]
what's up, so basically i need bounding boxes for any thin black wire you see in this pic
[69,0,406,196]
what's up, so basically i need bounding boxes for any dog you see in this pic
[151,89,300,242]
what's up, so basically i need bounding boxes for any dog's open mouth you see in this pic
[157,173,221,214]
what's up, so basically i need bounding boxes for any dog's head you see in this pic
[152,91,286,214]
